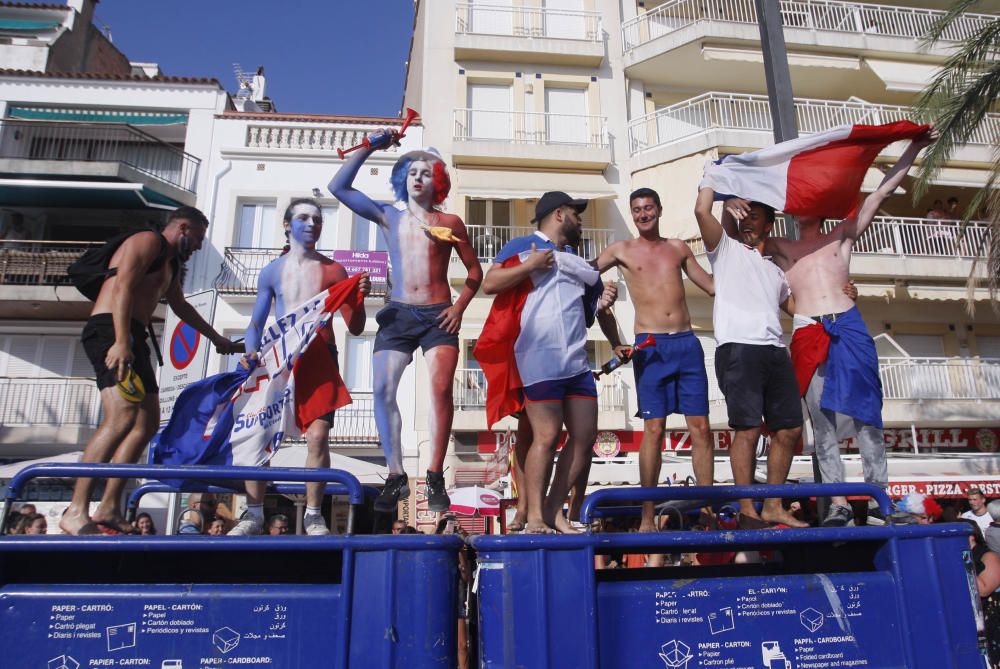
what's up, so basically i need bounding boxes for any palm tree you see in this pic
[915,1,999,300]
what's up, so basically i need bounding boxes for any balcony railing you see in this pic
[214,247,390,297]
[686,216,991,260]
[329,391,379,443]
[455,2,602,41]
[0,240,100,287]
[462,224,613,263]
[0,119,201,192]
[244,124,403,156]
[627,93,1000,155]
[622,0,996,52]
[454,369,626,411]
[880,357,1000,401]
[0,377,102,428]
[454,109,609,148]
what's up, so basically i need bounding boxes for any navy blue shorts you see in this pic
[715,343,802,431]
[523,370,597,403]
[373,302,459,355]
[633,331,709,419]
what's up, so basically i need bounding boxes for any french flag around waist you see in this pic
[152,275,363,472]
[700,121,928,220]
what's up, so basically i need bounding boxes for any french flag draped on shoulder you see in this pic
[152,275,363,469]
[701,121,928,219]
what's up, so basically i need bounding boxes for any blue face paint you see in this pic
[287,205,322,248]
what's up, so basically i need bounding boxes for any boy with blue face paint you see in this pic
[330,140,483,514]
[229,198,370,536]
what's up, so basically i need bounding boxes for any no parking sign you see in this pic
[157,289,217,423]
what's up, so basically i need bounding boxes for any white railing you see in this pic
[244,125,403,154]
[627,92,1000,155]
[0,377,101,427]
[622,0,996,52]
[686,216,991,260]
[462,224,613,262]
[455,2,602,41]
[453,369,627,410]
[880,357,1000,401]
[454,109,609,148]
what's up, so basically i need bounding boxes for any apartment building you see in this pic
[404,0,1000,497]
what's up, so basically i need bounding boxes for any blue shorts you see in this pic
[523,371,597,403]
[373,302,459,355]
[633,331,709,419]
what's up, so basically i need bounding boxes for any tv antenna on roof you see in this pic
[233,63,253,97]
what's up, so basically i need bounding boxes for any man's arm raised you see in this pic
[328,145,388,226]
[845,125,938,241]
[694,187,725,252]
[481,243,553,295]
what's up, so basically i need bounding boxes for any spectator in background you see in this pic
[962,487,992,534]
[0,212,30,248]
[266,514,290,536]
[986,500,1000,554]
[134,512,157,535]
[17,503,36,516]
[207,518,227,536]
[391,519,407,535]
[177,509,205,535]
[946,196,961,220]
[14,513,47,535]
[188,493,217,525]
[897,493,942,524]
[962,519,1000,668]
[926,200,947,219]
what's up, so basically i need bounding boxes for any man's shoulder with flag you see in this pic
[495,234,542,265]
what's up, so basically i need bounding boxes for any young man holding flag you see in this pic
[721,125,938,527]
[229,199,369,535]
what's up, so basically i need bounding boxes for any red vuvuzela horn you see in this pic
[337,107,420,160]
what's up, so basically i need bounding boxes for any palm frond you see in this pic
[921,0,998,48]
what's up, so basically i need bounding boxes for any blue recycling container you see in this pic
[0,464,461,668]
[473,483,985,669]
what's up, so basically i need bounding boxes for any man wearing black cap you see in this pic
[476,192,606,533]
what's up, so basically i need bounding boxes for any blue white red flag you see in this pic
[152,275,363,468]
[700,121,928,220]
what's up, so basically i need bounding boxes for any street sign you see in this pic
[157,289,217,424]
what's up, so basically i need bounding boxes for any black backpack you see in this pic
[68,229,175,364]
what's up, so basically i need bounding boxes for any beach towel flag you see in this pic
[152,275,363,470]
[700,121,928,220]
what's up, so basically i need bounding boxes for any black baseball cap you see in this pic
[532,191,588,223]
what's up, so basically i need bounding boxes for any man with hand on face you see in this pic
[61,207,238,536]
[694,188,808,529]
[594,188,716,532]
[331,143,482,514]
[229,199,370,536]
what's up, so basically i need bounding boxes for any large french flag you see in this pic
[152,275,363,470]
[701,121,928,219]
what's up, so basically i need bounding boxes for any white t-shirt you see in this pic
[961,509,992,534]
[707,232,790,347]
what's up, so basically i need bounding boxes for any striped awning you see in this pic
[0,20,61,32]
[7,106,188,126]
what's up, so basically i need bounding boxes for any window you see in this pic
[544,0,585,39]
[344,335,375,391]
[464,341,481,370]
[545,87,588,144]
[352,211,389,252]
[467,84,513,140]
[235,201,278,248]
[318,204,339,250]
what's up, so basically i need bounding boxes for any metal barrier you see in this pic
[2,463,366,534]
[124,480,380,523]
[474,483,982,669]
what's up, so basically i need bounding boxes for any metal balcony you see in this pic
[627,92,1000,156]
[455,2,603,41]
[0,119,200,193]
[461,224,613,263]
[0,377,102,428]
[453,368,627,411]
[622,0,996,53]
[880,357,1000,401]
[0,240,99,287]
[454,109,609,148]
[214,247,390,298]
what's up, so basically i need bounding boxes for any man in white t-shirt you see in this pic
[961,487,992,534]
[694,186,807,528]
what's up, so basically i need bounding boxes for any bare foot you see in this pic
[507,511,527,533]
[92,511,136,535]
[525,521,557,534]
[761,506,809,528]
[59,507,99,536]
[553,515,581,534]
[737,513,772,530]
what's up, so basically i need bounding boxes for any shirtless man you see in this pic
[694,188,807,529]
[729,127,937,527]
[331,144,482,512]
[593,188,715,532]
[229,199,370,536]
[61,207,238,535]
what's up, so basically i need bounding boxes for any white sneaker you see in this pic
[227,513,264,536]
[304,514,330,536]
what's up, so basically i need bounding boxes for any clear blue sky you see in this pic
[94,1,415,117]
